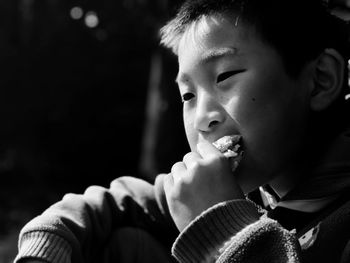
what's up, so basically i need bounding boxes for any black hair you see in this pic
[160,0,350,115]
[161,0,349,74]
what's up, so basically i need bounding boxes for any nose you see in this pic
[194,92,225,132]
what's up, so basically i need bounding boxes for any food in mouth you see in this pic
[212,135,244,172]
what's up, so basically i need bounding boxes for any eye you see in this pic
[216,70,246,83]
[181,92,195,103]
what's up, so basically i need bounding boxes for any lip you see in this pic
[211,134,245,173]
[214,134,242,144]
[199,133,241,144]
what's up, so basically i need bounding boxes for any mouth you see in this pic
[212,135,244,172]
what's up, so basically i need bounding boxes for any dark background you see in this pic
[0,0,189,261]
[0,0,349,261]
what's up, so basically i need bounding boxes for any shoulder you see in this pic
[300,198,350,263]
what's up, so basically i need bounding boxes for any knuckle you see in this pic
[183,152,199,165]
[171,161,183,173]
[163,173,172,185]
[183,152,193,161]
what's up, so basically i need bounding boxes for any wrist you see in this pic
[15,231,72,263]
[172,199,261,262]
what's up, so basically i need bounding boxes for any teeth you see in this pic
[213,135,242,153]
[212,135,244,172]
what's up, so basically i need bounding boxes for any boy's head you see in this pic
[160,0,350,193]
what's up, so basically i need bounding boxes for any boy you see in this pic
[15,0,350,262]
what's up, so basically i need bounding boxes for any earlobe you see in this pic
[310,48,345,111]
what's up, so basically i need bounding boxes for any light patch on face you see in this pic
[179,15,242,61]
[176,14,311,193]
[178,18,211,62]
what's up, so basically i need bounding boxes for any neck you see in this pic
[269,124,350,199]
[269,171,301,198]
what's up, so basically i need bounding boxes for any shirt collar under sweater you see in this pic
[260,128,350,212]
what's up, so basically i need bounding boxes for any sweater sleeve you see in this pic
[172,200,301,263]
[15,174,178,263]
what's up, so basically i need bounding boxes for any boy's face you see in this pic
[176,15,313,193]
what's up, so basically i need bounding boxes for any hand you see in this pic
[164,141,244,231]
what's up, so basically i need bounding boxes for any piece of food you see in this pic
[213,135,244,171]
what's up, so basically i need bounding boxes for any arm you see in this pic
[164,141,301,262]
[15,175,178,263]
[172,200,301,263]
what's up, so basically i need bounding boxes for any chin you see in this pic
[235,160,270,194]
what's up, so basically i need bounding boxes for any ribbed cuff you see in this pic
[172,200,261,263]
[15,231,72,263]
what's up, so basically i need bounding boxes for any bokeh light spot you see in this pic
[85,11,99,28]
[70,6,83,20]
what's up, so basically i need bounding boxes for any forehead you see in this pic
[176,15,263,81]
[180,15,249,46]
[178,15,263,62]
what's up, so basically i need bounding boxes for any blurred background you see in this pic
[0,0,189,261]
[0,0,349,262]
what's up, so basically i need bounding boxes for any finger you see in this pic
[183,152,201,169]
[163,173,174,195]
[171,161,186,184]
[163,172,174,186]
[197,141,221,158]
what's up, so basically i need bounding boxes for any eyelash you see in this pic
[181,92,195,103]
[216,69,246,83]
[180,70,245,103]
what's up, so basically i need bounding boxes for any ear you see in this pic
[310,48,345,111]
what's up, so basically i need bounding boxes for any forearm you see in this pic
[172,199,301,263]
[15,175,176,263]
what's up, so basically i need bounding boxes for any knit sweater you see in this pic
[15,130,350,263]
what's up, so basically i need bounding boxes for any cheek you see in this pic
[229,72,298,131]
[235,86,308,172]
[183,111,198,152]
[224,90,260,129]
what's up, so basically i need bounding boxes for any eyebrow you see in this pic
[201,47,238,64]
[175,47,238,84]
